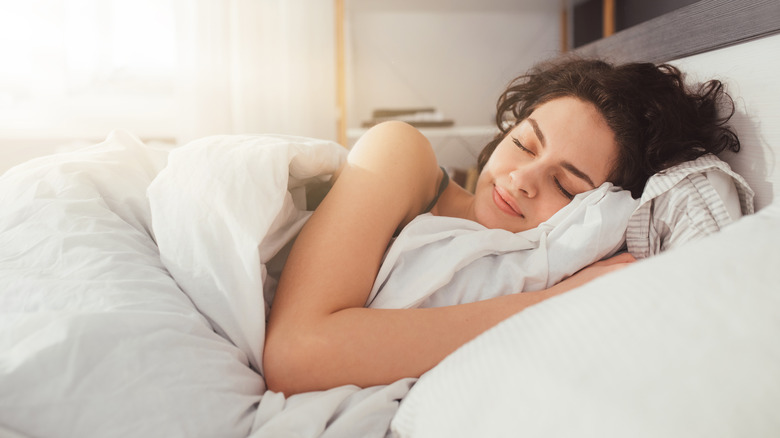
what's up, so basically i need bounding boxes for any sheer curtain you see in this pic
[0,0,177,139]
[174,0,338,144]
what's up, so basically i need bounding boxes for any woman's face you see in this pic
[473,96,618,233]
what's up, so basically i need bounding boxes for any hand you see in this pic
[554,252,637,294]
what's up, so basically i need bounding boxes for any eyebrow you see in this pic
[528,118,546,147]
[527,117,597,189]
[562,162,596,188]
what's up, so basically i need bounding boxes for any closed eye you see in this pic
[512,138,535,156]
[554,178,574,200]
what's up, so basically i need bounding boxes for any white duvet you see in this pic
[0,132,261,437]
[0,131,637,437]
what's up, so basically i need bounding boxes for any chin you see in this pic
[476,211,522,233]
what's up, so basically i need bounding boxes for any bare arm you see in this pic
[263,121,633,395]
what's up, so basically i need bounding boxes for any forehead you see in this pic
[518,96,618,182]
[528,96,607,127]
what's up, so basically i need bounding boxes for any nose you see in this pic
[509,165,539,198]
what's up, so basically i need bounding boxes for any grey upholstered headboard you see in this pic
[575,0,780,64]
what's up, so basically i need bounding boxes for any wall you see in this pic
[344,0,560,170]
[1,1,561,175]
[346,1,560,129]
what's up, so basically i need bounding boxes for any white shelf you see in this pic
[347,125,498,170]
[347,125,497,141]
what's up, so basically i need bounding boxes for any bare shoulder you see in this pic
[344,121,441,217]
[349,121,437,173]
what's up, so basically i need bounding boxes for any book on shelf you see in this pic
[362,107,454,128]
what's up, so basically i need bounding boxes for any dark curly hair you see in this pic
[477,57,740,198]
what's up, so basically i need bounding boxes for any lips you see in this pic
[492,185,523,217]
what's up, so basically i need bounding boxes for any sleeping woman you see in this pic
[263,57,739,395]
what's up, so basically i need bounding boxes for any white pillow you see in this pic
[391,200,780,438]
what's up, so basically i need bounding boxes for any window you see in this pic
[0,0,176,139]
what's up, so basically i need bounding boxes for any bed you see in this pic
[1,1,779,437]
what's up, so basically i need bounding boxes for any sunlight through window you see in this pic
[0,0,176,138]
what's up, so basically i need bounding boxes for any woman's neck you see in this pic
[430,181,476,222]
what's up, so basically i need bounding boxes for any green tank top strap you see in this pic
[423,167,449,213]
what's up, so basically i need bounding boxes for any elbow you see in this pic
[263,331,301,395]
[263,328,325,396]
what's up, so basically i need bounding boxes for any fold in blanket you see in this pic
[148,134,348,374]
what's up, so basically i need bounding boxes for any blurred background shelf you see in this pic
[348,125,497,172]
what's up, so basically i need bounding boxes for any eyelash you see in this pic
[512,138,534,155]
[512,138,574,200]
[554,179,574,200]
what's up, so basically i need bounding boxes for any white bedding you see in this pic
[3,130,771,437]
[0,132,263,437]
[369,184,636,309]
[0,130,641,437]
[391,200,780,437]
[0,131,417,438]
[146,132,413,437]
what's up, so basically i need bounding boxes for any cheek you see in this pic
[479,149,513,182]
[472,175,494,218]
[536,196,571,223]
[474,162,497,192]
